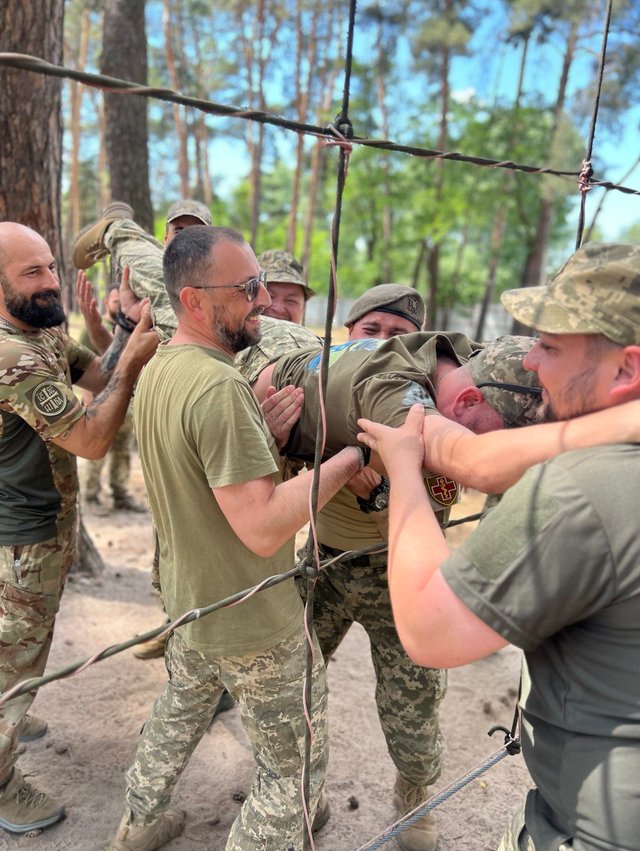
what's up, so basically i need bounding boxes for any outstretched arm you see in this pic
[421,400,640,494]
[358,406,506,667]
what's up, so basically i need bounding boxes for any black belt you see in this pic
[320,544,386,569]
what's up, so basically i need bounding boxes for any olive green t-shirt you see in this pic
[442,445,640,849]
[0,325,94,544]
[134,343,303,656]
[274,332,476,532]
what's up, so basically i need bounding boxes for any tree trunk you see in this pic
[72,514,105,577]
[475,33,530,340]
[163,0,190,199]
[0,0,66,290]
[101,0,154,233]
[64,5,91,310]
[511,19,578,335]
[0,0,106,578]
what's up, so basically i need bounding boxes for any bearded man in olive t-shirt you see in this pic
[109,225,367,851]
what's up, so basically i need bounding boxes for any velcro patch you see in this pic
[426,475,459,507]
[32,382,68,418]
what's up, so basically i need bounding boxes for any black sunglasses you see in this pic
[190,270,266,302]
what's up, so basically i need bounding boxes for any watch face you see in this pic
[374,492,389,511]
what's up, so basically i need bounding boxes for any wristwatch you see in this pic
[357,477,390,514]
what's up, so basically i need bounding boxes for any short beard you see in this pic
[4,288,66,328]
[214,310,263,354]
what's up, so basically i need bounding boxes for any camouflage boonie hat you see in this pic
[166,199,212,226]
[235,316,321,384]
[468,336,542,427]
[346,284,425,330]
[501,243,640,346]
[257,250,315,299]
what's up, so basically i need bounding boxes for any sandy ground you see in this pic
[1,455,533,850]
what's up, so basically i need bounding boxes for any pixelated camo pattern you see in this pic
[124,628,328,850]
[105,219,177,342]
[502,242,640,346]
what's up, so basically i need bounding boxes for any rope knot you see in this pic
[296,555,319,579]
[578,159,593,194]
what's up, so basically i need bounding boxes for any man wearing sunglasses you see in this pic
[109,225,367,851]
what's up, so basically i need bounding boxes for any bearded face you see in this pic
[1,278,66,328]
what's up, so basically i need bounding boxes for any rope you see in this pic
[355,737,520,851]
[575,0,614,248]
[2,51,638,194]
[301,3,358,846]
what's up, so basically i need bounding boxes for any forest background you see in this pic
[1,0,640,338]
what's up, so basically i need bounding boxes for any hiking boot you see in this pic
[393,775,439,851]
[311,791,330,834]
[72,202,134,269]
[108,807,186,851]
[18,714,48,743]
[133,634,167,660]
[113,494,147,513]
[0,768,65,834]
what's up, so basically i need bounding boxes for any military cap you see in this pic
[501,243,640,346]
[257,250,315,299]
[166,199,212,226]
[468,336,542,427]
[346,284,425,330]
[235,316,321,385]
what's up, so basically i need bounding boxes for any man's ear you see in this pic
[452,386,484,418]
[178,286,205,316]
[611,346,640,401]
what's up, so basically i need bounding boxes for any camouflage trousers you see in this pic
[84,408,134,501]
[0,523,76,780]
[125,627,328,851]
[105,219,176,341]
[299,546,446,787]
[497,795,573,850]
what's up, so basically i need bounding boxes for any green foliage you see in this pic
[60,0,639,314]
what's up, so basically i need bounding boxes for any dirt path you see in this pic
[1,458,532,850]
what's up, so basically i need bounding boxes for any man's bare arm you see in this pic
[421,400,640,494]
[52,302,158,459]
[358,406,507,668]
[213,446,363,558]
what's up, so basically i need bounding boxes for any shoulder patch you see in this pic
[32,382,68,417]
[426,475,459,507]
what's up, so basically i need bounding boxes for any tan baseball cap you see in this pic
[166,200,212,226]
[257,250,315,299]
[346,284,425,330]
[501,243,640,346]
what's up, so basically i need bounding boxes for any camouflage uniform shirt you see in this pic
[0,324,94,544]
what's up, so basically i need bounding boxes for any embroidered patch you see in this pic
[32,382,67,417]
[426,475,459,507]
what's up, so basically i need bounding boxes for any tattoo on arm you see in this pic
[85,372,121,420]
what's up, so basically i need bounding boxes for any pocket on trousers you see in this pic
[0,580,59,649]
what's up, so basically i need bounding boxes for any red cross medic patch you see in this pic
[426,475,459,507]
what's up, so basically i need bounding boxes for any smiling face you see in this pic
[523,332,620,420]
[347,310,417,341]
[0,224,65,329]
[264,281,306,325]
[204,239,271,355]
